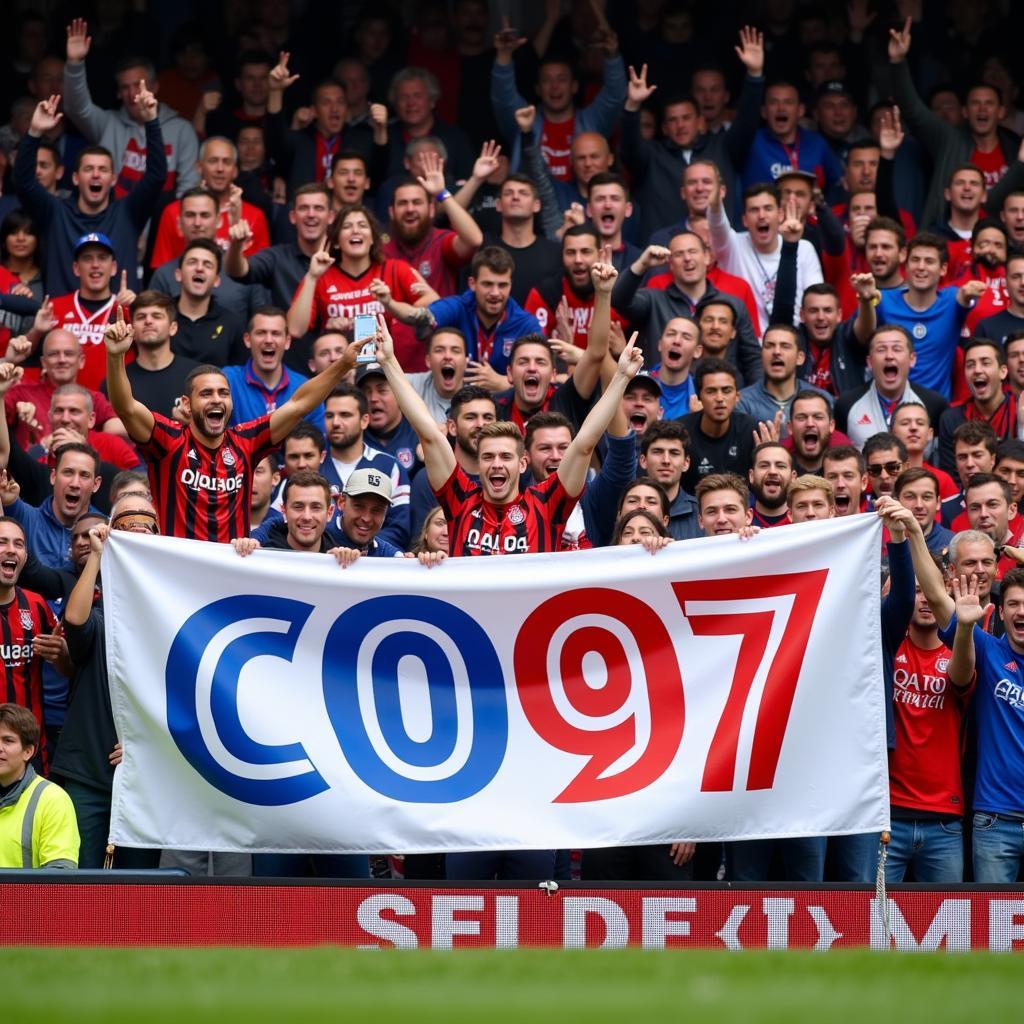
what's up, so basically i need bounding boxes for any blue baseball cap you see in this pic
[73,232,115,257]
[625,370,663,397]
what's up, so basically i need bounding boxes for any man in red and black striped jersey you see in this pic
[103,306,364,542]
[0,518,65,771]
[372,297,645,557]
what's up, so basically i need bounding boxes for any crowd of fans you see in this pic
[1,1,1023,888]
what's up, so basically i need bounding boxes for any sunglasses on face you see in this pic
[867,461,903,478]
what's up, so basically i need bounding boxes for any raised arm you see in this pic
[66,525,106,628]
[103,306,155,443]
[374,314,456,491]
[573,260,617,400]
[15,101,62,221]
[62,19,112,143]
[124,83,169,226]
[876,495,955,627]
[269,339,362,443]
[886,17,955,158]
[418,151,483,258]
[947,575,986,688]
[0,363,23,469]
[286,236,333,337]
[558,334,643,498]
[850,272,880,345]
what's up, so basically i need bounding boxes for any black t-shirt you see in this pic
[678,410,758,494]
[975,309,1024,346]
[118,355,202,418]
[172,301,246,367]
[483,234,563,306]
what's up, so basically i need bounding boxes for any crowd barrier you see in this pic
[4,875,1023,950]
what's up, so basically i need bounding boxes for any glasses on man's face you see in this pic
[110,510,158,534]
[867,461,903,478]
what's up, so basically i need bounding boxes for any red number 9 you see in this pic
[513,588,685,803]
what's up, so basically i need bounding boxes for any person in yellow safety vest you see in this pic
[0,703,79,868]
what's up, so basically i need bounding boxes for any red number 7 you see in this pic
[671,571,828,792]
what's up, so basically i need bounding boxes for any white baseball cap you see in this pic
[343,468,393,504]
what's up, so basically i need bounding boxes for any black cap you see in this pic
[816,79,853,102]
[356,362,387,385]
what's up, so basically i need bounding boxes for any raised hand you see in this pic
[951,573,991,626]
[292,106,315,130]
[0,470,20,507]
[416,150,448,196]
[15,402,41,435]
[114,269,136,309]
[103,303,134,356]
[752,411,783,446]
[888,16,912,62]
[562,203,586,232]
[626,65,657,111]
[779,198,804,243]
[640,244,670,270]
[846,0,877,37]
[878,105,904,157]
[269,51,299,92]
[734,26,765,77]
[229,219,253,246]
[874,494,918,540]
[615,331,644,380]
[371,312,395,365]
[513,105,536,134]
[136,79,158,122]
[33,295,56,336]
[554,294,574,343]
[369,103,388,143]
[66,18,92,63]
[0,361,23,392]
[591,260,618,294]
[494,16,527,62]
[308,236,334,280]
[850,271,880,302]
[30,96,63,137]
[471,140,502,182]
[88,524,110,554]
[4,336,32,363]
[226,184,244,226]
[608,319,627,357]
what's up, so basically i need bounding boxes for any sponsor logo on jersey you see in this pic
[180,468,243,493]
[994,678,1024,708]
[1,643,32,662]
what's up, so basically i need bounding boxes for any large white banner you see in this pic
[104,515,888,853]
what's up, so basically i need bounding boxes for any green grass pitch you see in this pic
[6,947,1020,1022]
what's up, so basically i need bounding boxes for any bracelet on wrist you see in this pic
[434,189,452,203]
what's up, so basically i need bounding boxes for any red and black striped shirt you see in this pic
[140,413,276,543]
[435,465,578,556]
[1,588,55,767]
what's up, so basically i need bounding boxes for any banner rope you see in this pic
[875,830,891,946]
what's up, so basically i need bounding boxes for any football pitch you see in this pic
[9,947,1020,1022]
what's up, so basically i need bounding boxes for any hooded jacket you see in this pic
[63,60,199,197]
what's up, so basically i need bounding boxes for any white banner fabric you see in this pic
[104,514,889,853]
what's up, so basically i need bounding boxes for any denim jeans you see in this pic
[445,850,556,880]
[60,777,160,870]
[884,819,964,883]
[972,813,1024,883]
[726,837,826,882]
[827,832,881,882]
